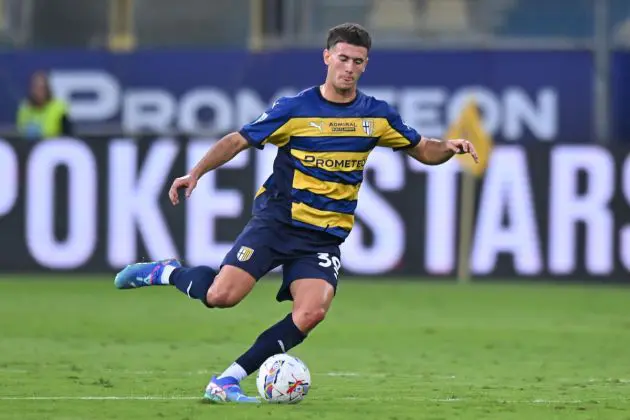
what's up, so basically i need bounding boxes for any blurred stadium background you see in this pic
[1,1,629,419]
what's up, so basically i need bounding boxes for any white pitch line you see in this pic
[6,368,630,385]
[7,368,630,385]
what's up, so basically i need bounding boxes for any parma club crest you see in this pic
[362,119,374,136]
[237,246,254,262]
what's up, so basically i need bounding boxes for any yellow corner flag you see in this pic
[445,99,494,177]
[448,98,494,284]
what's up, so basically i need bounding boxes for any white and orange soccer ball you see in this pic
[256,353,311,404]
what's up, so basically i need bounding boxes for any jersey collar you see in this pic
[315,85,360,107]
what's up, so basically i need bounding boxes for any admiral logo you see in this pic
[303,155,367,170]
[328,121,357,133]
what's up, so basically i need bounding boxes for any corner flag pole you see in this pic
[445,99,493,284]
[456,170,477,284]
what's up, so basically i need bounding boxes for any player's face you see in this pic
[324,42,368,91]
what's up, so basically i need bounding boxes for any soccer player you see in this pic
[114,22,478,403]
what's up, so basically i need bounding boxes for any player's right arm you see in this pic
[168,132,249,205]
[169,96,294,206]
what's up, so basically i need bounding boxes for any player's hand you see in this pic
[446,139,479,163]
[168,174,198,205]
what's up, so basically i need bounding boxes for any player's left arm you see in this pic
[378,105,478,165]
[406,136,479,166]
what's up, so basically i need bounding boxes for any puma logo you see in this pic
[309,121,323,132]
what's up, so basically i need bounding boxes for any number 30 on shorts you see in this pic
[317,253,341,279]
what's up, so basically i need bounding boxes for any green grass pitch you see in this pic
[1,275,629,419]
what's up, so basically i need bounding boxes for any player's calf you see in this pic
[168,265,217,305]
[169,264,255,308]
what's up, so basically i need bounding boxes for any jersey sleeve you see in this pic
[239,97,293,149]
[377,105,422,150]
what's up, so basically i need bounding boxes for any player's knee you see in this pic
[293,307,327,332]
[206,287,241,308]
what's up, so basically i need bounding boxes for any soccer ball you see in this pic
[256,353,311,404]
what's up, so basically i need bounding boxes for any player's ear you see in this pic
[323,49,331,65]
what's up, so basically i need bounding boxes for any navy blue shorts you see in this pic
[221,217,342,302]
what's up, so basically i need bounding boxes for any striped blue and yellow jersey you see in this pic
[239,86,422,242]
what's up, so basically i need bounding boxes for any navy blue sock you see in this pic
[236,313,307,375]
[168,266,217,307]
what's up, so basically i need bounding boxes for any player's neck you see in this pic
[319,83,357,104]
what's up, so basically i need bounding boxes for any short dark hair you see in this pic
[326,23,371,51]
